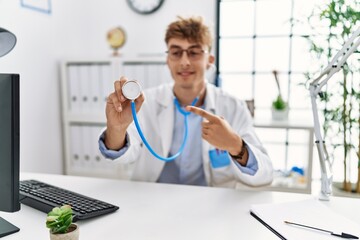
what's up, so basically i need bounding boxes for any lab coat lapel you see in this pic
[156,86,174,158]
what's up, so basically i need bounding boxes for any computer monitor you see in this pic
[0,73,20,237]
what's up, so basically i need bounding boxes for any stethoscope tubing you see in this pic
[130,97,198,162]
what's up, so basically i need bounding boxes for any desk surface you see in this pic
[2,173,360,240]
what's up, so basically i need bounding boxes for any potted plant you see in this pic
[46,205,79,240]
[301,0,360,194]
[271,70,289,121]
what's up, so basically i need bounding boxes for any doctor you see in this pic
[99,16,273,188]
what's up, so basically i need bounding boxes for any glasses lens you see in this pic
[188,48,203,60]
[168,48,182,60]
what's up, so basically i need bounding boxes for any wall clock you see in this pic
[126,0,165,15]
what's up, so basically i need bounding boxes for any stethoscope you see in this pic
[122,80,198,162]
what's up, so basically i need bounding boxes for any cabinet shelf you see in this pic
[253,117,314,193]
[60,58,171,179]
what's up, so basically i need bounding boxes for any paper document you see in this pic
[250,198,360,240]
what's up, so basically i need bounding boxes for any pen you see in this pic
[284,221,359,239]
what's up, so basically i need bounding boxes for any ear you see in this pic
[207,55,215,69]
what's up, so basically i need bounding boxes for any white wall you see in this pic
[0,0,216,174]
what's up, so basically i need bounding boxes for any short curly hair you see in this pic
[165,16,213,51]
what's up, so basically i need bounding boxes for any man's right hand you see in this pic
[104,77,145,150]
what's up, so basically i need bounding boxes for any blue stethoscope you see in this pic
[122,80,198,162]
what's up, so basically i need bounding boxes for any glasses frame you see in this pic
[166,47,208,61]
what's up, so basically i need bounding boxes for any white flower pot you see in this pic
[49,224,79,240]
[271,106,289,121]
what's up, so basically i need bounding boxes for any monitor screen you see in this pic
[0,73,20,237]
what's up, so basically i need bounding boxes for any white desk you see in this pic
[2,173,360,240]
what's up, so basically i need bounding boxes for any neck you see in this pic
[173,83,206,107]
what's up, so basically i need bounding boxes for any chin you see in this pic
[174,81,193,90]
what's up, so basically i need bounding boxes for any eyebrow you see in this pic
[168,44,202,49]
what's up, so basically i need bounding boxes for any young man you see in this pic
[99,16,273,188]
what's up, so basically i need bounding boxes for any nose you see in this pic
[179,50,191,66]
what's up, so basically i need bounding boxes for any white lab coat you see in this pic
[110,82,273,188]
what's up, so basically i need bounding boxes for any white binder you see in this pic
[160,64,172,85]
[90,126,107,169]
[100,64,113,111]
[134,64,147,89]
[122,64,135,81]
[89,64,102,113]
[123,64,146,89]
[80,125,93,169]
[67,65,81,112]
[78,65,91,113]
[69,125,83,170]
[146,64,160,88]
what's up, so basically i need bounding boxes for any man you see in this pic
[99,16,273,188]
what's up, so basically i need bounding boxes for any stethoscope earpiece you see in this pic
[122,80,141,101]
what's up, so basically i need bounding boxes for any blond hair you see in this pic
[165,16,213,51]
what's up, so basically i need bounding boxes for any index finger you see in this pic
[186,106,218,122]
[114,77,129,102]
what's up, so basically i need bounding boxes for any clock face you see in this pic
[126,0,164,15]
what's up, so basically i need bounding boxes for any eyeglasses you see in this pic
[166,47,208,61]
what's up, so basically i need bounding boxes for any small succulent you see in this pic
[46,205,73,234]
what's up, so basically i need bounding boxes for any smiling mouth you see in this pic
[178,71,193,77]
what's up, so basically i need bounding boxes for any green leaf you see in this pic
[46,220,60,228]
[64,217,72,229]
[46,204,74,233]
[51,207,62,215]
[46,216,58,222]
[60,205,72,211]
[55,225,68,234]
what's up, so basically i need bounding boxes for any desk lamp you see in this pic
[309,26,360,201]
[0,27,17,57]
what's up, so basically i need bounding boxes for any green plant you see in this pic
[272,70,287,110]
[301,0,360,192]
[46,205,73,234]
[272,95,287,110]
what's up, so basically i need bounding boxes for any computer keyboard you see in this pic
[19,179,119,221]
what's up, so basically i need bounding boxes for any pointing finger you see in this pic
[186,106,218,122]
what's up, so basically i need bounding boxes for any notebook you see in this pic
[250,198,360,240]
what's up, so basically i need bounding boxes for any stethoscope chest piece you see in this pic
[122,80,141,101]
